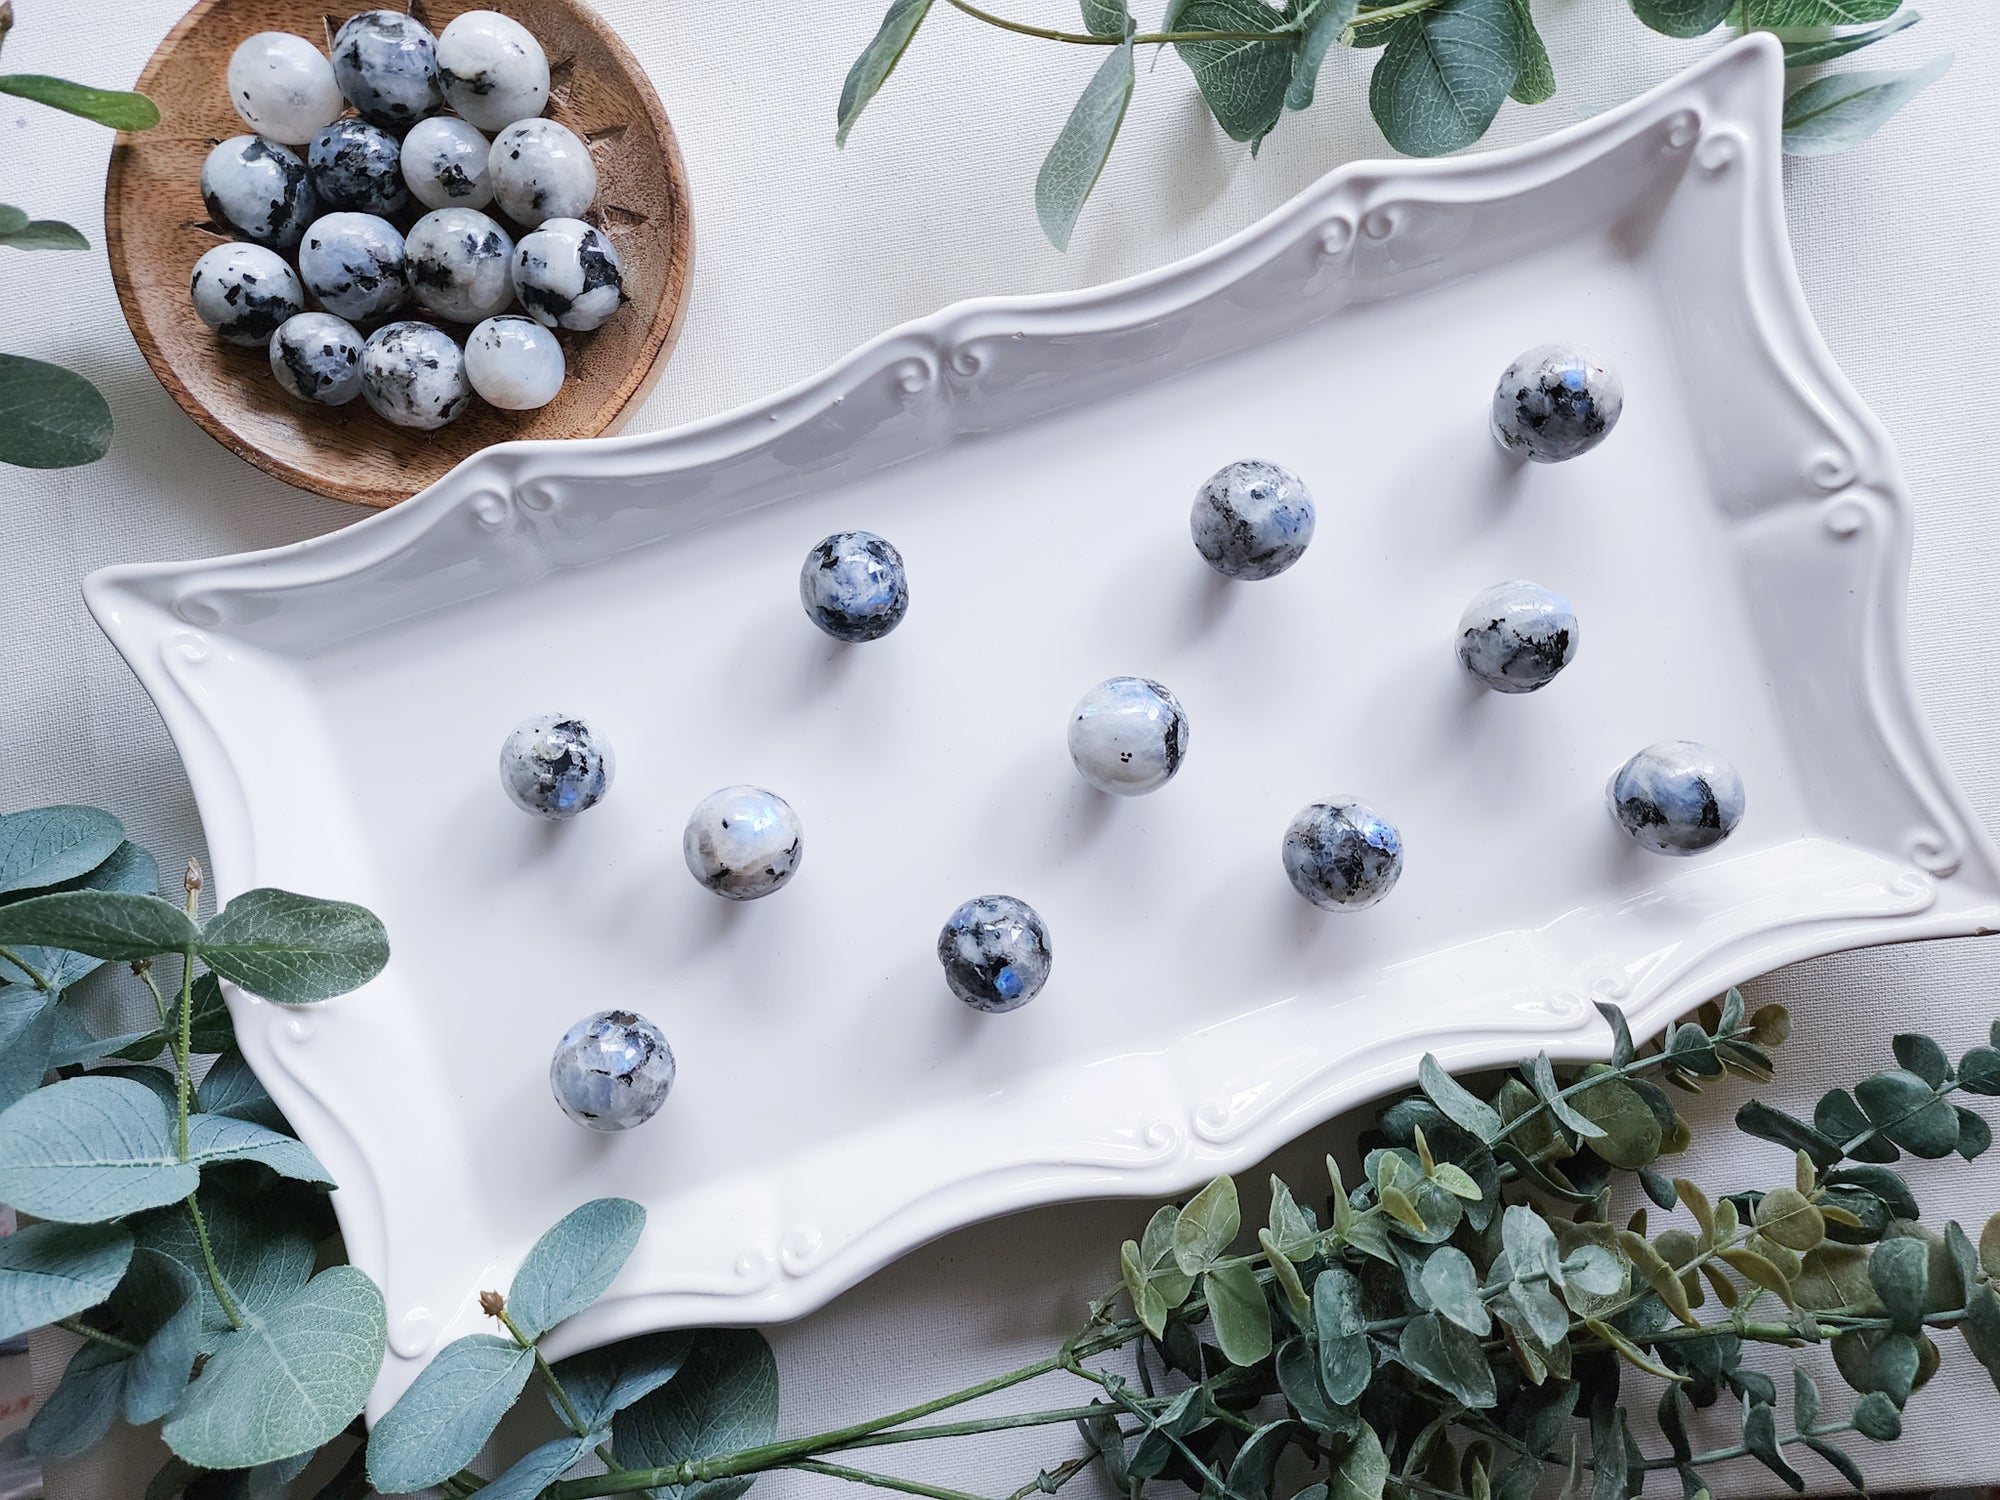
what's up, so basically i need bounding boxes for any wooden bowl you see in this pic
[106,0,692,509]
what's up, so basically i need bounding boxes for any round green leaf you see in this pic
[0,353,111,468]
[613,1328,779,1500]
[1572,1075,1663,1170]
[164,1265,385,1470]
[552,1330,694,1431]
[507,1197,646,1340]
[0,1220,132,1340]
[1206,1259,1274,1365]
[1756,1186,1826,1251]
[1368,0,1519,157]
[0,1075,196,1222]
[0,805,122,894]
[1172,0,1293,144]
[366,1333,535,1493]
[197,888,389,1004]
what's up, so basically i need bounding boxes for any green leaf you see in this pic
[26,1337,127,1457]
[1368,0,1519,157]
[1850,1389,1901,1441]
[1981,1214,2000,1280]
[0,218,88,251]
[0,806,122,894]
[509,1197,646,1340]
[1955,1105,1990,1161]
[186,1112,331,1184]
[0,1220,132,1340]
[1736,1099,1840,1168]
[1418,1055,1502,1142]
[1963,1285,2000,1391]
[0,205,24,235]
[1891,1034,1948,1088]
[1803,1436,1867,1492]
[1529,1054,1606,1140]
[0,74,158,128]
[1793,1365,1821,1429]
[613,1328,780,1500]
[1562,1245,1625,1296]
[1573,1076,1662,1170]
[1035,39,1133,252]
[165,1265,384,1469]
[1401,1310,1497,1407]
[1329,1424,1390,1500]
[197,889,389,1005]
[118,1249,203,1424]
[1585,1317,1685,1382]
[480,1431,600,1500]
[1314,1266,1371,1402]
[1081,0,1132,34]
[197,1047,286,1129]
[1868,1235,1928,1333]
[1505,1276,1570,1347]
[1960,1046,2000,1096]
[0,889,196,962]
[1286,0,1361,108]
[0,1075,195,1222]
[1503,1204,1564,1287]
[0,841,162,994]
[1854,1068,1958,1158]
[1421,1245,1491,1334]
[1207,1259,1274,1364]
[1824,1163,1918,1219]
[367,1334,535,1492]
[1629,0,1735,36]
[1228,1418,1303,1497]
[1505,0,1553,102]
[1173,1175,1240,1273]
[552,1330,694,1430]
[0,353,112,469]
[131,1188,315,1342]
[0,988,56,1109]
[1743,1401,1805,1491]
[1752,0,1901,21]
[177,972,236,1055]
[1267,1176,1320,1258]
[1124,1205,1194,1334]
[1173,0,1295,145]
[1757,1187,1826,1251]
[836,0,932,146]
[1782,53,1950,157]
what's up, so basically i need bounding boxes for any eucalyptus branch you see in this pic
[55,1316,140,1353]
[938,0,1279,43]
[786,1458,1001,1500]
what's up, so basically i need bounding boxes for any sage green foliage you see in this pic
[0,2,157,468]
[834,0,1946,247]
[0,802,389,1487]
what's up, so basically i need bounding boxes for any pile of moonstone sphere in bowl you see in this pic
[522,344,1751,1135]
[187,9,628,428]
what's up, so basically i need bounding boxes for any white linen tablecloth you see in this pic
[4,2,1999,1495]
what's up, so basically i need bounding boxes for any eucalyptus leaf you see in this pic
[1207,1259,1273,1365]
[197,889,389,1005]
[0,353,111,469]
[118,1249,203,1424]
[1753,0,1901,21]
[1851,1389,1901,1441]
[1891,1033,1948,1088]
[1959,1044,2000,1096]
[1286,0,1361,109]
[196,1048,286,1129]
[0,1220,132,1340]
[1782,53,1950,157]
[0,840,163,994]
[0,1075,195,1222]
[0,73,159,127]
[836,0,932,146]
[1418,1054,1502,1142]
[552,1329,694,1430]
[1173,1175,1240,1273]
[1853,1068,1958,1158]
[1628,0,1735,36]
[1421,1246,1491,1334]
[25,1338,127,1458]
[1736,1099,1841,1167]
[1314,1265,1371,1403]
[1506,0,1554,103]
[1081,0,1131,35]
[1955,1105,1990,1161]
[366,1334,535,1492]
[1825,1163,1919,1219]
[479,1431,601,1500]
[1756,1186,1826,1251]
[0,989,56,1110]
[508,1197,646,1339]
[130,1188,315,1340]
[0,218,88,251]
[1804,1435,1867,1491]
[1172,0,1294,145]
[0,889,197,961]
[1869,1234,1928,1333]
[1036,38,1133,251]
[1401,1310,1497,1408]
[0,204,24,234]
[612,1328,780,1500]
[1368,0,1518,157]
[186,1112,330,1184]
[1503,1204,1564,1287]
[0,805,122,894]
[1329,1423,1389,1500]
[1572,1075,1662,1169]
[1742,1400,1805,1490]
[165,1265,385,1470]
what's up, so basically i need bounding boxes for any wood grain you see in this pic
[105,0,693,509]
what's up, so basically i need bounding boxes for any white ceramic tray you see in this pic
[89,34,2000,1414]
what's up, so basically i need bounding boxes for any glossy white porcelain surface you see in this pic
[87,36,2000,1415]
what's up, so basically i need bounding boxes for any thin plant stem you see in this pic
[135,959,169,1028]
[786,1458,1001,1500]
[832,1400,1169,1453]
[186,1192,245,1330]
[55,1316,140,1353]
[1003,1448,1102,1500]
[0,944,55,991]
[173,869,200,1161]
[937,0,1279,44]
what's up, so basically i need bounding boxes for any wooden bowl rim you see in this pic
[103,0,693,510]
